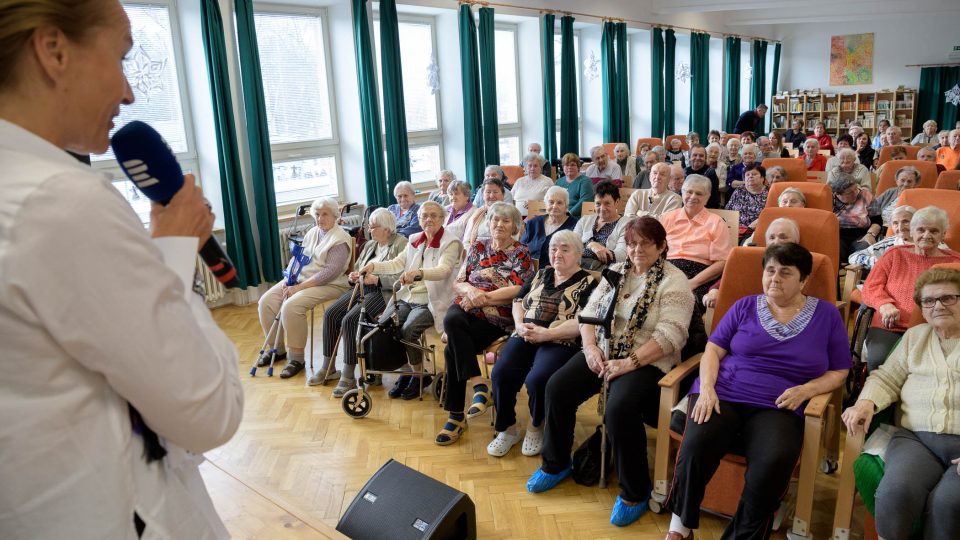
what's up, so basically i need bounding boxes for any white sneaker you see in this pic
[486,430,523,457]
[521,429,544,456]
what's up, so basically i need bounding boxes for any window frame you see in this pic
[553,29,583,153]
[253,3,345,213]
[495,22,521,165]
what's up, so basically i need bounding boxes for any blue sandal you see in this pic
[466,385,491,419]
[435,415,467,446]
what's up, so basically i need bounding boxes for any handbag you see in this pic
[571,425,613,486]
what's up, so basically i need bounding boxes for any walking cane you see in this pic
[250,238,311,376]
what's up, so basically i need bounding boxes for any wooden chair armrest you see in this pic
[658,354,701,389]
[804,390,833,418]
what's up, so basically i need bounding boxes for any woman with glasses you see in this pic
[843,267,960,540]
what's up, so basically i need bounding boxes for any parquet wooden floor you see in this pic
[205,304,865,539]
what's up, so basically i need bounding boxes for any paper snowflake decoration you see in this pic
[677,63,692,83]
[583,50,600,83]
[426,55,440,95]
[123,45,166,101]
[946,84,960,107]
[743,65,753,81]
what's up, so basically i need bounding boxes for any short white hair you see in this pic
[310,197,339,217]
[892,204,917,219]
[682,174,712,193]
[484,164,503,177]
[741,143,759,156]
[549,229,584,257]
[767,217,800,243]
[438,170,456,181]
[804,138,821,151]
[447,180,472,198]
[590,145,608,158]
[524,152,546,167]
[766,165,787,181]
[614,143,630,154]
[886,125,902,136]
[778,187,807,206]
[418,200,447,222]
[544,185,569,205]
[487,201,523,236]
[368,207,397,233]
[705,142,722,153]
[923,119,938,130]
[912,206,949,232]
[393,181,415,197]
[837,147,858,161]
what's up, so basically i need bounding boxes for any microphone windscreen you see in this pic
[111,121,183,204]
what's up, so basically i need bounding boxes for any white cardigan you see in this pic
[574,214,629,262]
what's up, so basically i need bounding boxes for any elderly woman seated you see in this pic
[848,205,951,272]
[574,180,628,271]
[843,267,960,540]
[526,217,695,527]
[827,147,872,190]
[359,201,463,400]
[427,170,456,206]
[487,231,596,457]
[725,163,769,243]
[802,138,828,171]
[660,175,733,307]
[726,143,759,190]
[812,120,835,155]
[778,187,807,208]
[444,180,473,230]
[512,153,554,218]
[555,153,595,218]
[614,142,639,178]
[624,162,683,220]
[766,165,788,184]
[866,165,921,236]
[520,186,578,265]
[664,243,850,540]
[585,145,623,187]
[862,206,960,333]
[830,171,876,262]
[472,165,514,206]
[310,209,408,392]
[705,143,727,189]
[388,181,422,237]
[452,177,515,245]
[436,202,534,446]
[668,164,686,195]
[725,137,742,168]
[825,134,854,170]
[257,198,352,378]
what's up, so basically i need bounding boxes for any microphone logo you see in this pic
[120,159,160,189]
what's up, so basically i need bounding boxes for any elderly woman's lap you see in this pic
[258,281,349,348]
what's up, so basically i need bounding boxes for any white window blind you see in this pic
[373,20,440,133]
[494,28,518,125]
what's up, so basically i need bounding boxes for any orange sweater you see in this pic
[862,245,960,330]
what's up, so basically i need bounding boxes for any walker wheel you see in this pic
[433,372,445,401]
[819,457,839,475]
[342,389,372,418]
[648,498,663,514]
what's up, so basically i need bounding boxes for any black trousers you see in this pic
[491,337,578,432]
[441,304,506,412]
[665,395,804,540]
[321,285,385,366]
[541,353,663,502]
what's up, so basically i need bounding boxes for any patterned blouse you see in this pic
[456,239,535,331]
[583,218,621,261]
[725,187,769,228]
[833,187,874,229]
[515,268,597,347]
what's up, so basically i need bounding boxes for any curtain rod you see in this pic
[455,0,780,43]
[904,62,960,68]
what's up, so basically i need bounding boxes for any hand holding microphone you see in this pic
[149,173,213,249]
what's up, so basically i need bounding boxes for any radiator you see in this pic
[196,254,227,304]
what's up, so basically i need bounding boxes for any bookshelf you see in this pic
[769,88,916,139]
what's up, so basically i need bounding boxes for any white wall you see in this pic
[775,15,956,93]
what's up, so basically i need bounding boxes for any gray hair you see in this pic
[682,174,712,194]
[589,145,608,159]
[614,142,630,154]
[310,197,339,217]
[837,147,858,161]
[767,217,801,243]
[779,187,807,205]
[544,185,569,205]
[549,229,584,258]
[368,207,398,233]
[923,119,938,130]
[705,142,723,153]
[828,171,859,194]
[804,138,821,151]
[524,152,546,167]
[418,200,447,222]
[487,201,523,236]
[757,136,770,145]
[393,180,415,197]
[484,164,503,177]
[447,179,472,198]
[643,150,660,161]
[652,145,666,159]
[438,169,456,181]
[741,143,759,156]
[896,165,922,184]
[886,125,902,136]
[892,204,917,219]
[911,206,949,232]
[766,165,787,181]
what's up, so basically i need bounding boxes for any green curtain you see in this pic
[199,0,259,288]
[601,21,616,143]
[478,7,499,166]
[559,15,579,155]
[664,28,676,136]
[651,27,665,139]
[750,39,768,110]
[234,0,280,282]
[769,42,781,133]
[916,66,959,134]
[378,0,410,189]
[458,5,485,188]
[614,23,629,145]
[541,14,557,162]
[351,0,388,207]
[723,36,741,133]
[689,32,710,137]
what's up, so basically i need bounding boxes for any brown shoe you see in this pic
[664,531,693,540]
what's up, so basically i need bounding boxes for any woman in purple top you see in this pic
[663,243,850,540]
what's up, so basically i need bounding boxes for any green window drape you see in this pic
[769,42,781,133]
[199,0,259,289]
[378,0,410,188]
[916,66,959,134]
[541,14,557,162]
[351,0,388,207]
[478,7,499,166]
[601,21,630,144]
[559,15,578,156]
[458,4,485,188]
[723,36,741,134]
[234,0,280,282]
[689,32,710,137]
[651,27,665,139]
[614,23,629,145]
[750,39,768,110]
[664,28,676,136]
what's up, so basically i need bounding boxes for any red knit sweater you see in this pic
[862,245,960,330]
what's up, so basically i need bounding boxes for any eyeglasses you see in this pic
[920,294,959,308]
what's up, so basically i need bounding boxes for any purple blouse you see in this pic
[690,295,851,414]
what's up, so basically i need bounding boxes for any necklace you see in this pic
[766,295,805,318]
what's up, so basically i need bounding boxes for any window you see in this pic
[495,25,521,166]
[254,8,341,206]
[373,16,443,183]
[554,32,582,152]
[93,1,194,222]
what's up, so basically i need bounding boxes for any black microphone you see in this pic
[111,121,240,288]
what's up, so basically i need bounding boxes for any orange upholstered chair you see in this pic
[651,247,837,540]
[501,165,524,188]
[754,207,840,273]
[761,158,808,183]
[602,142,624,159]
[935,170,960,190]
[766,182,834,212]
[874,160,939,195]
[895,189,960,250]
[635,137,663,155]
[876,145,921,167]
[664,134,690,152]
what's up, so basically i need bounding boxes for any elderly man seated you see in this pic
[936,129,960,171]
[631,150,661,189]
[584,145,623,187]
